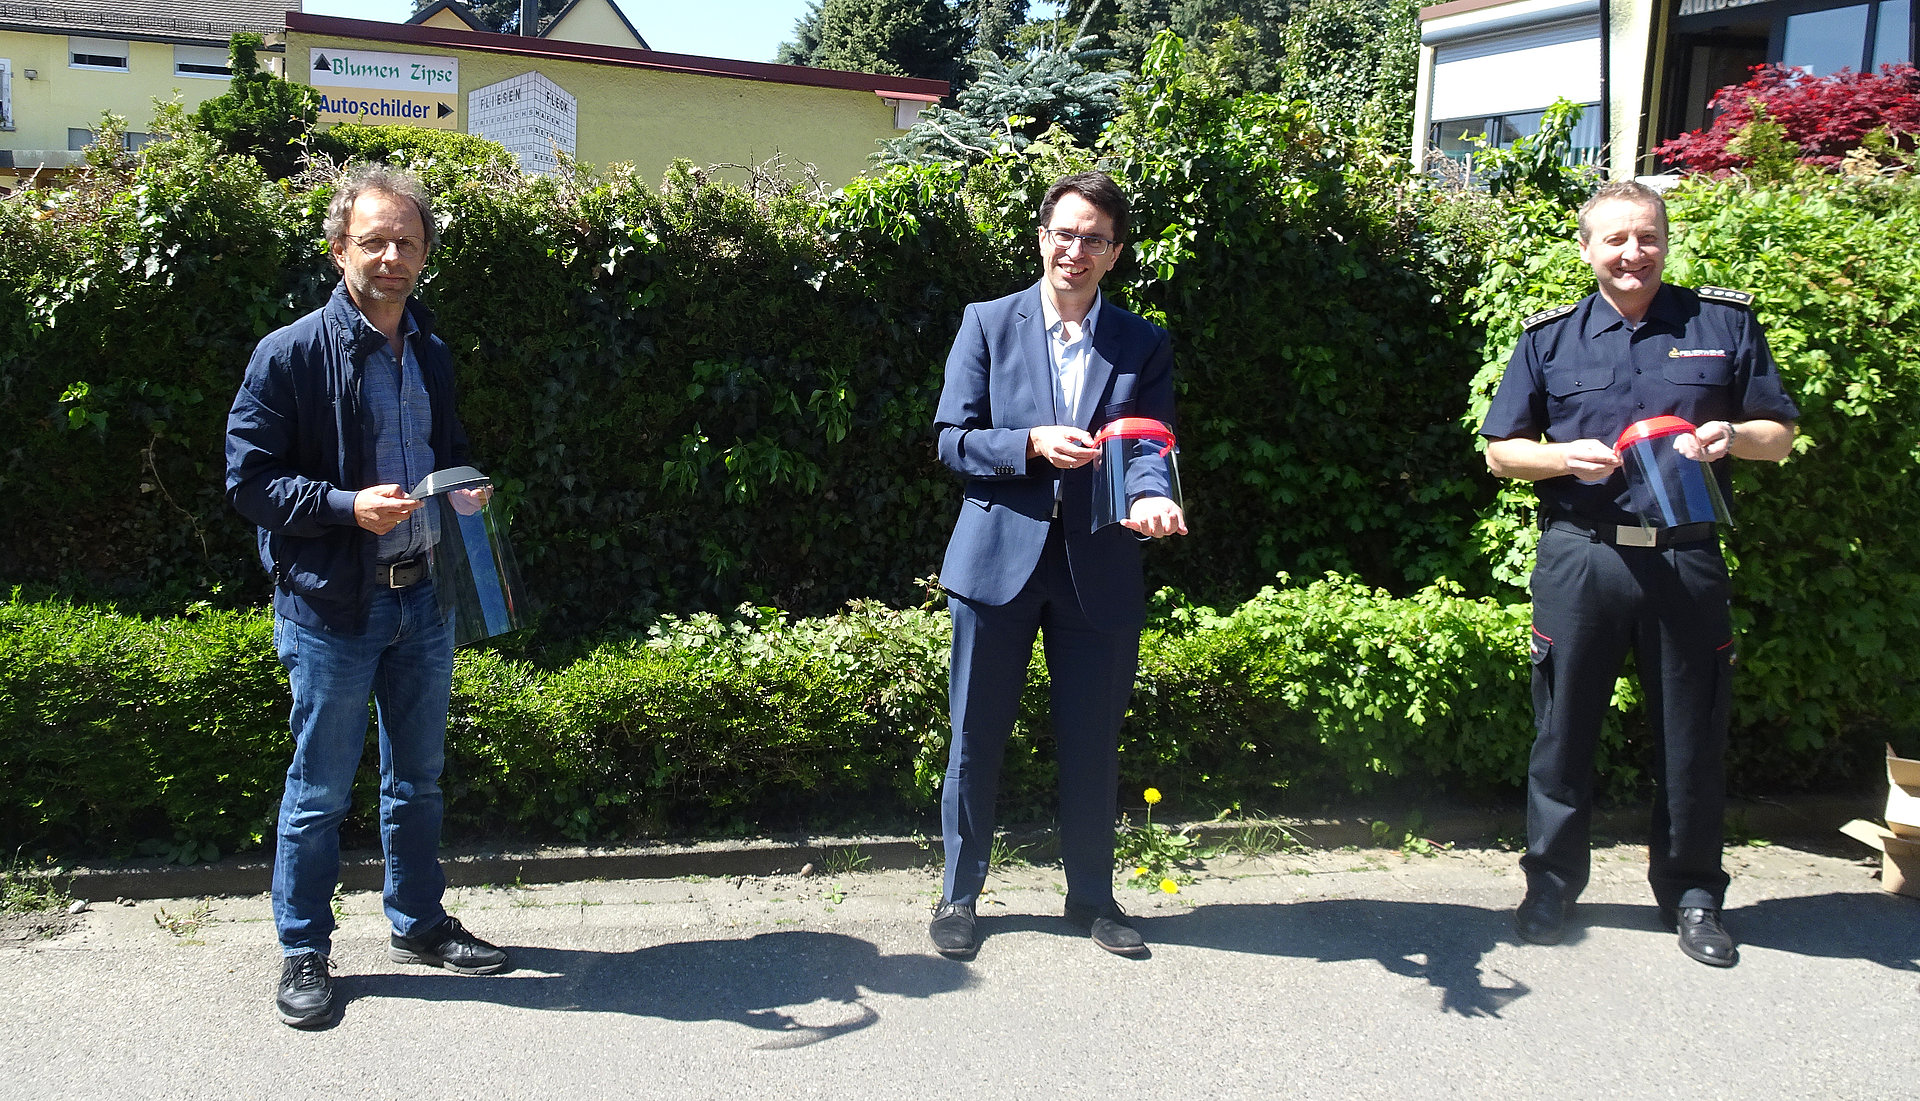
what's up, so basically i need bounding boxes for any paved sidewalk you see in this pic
[1,841,1915,1100]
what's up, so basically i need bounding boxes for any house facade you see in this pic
[1415,0,1915,177]
[0,0,294,186]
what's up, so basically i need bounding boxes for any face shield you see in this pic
[407,466,528,646]
[1090,417,1182,532]
[1614,416,1732,530]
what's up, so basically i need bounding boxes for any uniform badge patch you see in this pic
[1668,348,1728,358]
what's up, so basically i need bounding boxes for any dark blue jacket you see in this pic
[225,281,471,634]
[935,283,1175,630]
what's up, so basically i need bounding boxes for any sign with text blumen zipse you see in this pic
[310,48,460,130]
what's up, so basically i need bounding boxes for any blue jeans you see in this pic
[272,580,453,957]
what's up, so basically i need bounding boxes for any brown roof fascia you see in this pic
[286,12,948,99]
[1420,0,1525,20]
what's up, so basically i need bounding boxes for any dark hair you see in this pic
[323,163,439,250]
[1576,179,1668,243]
[1038,171,1130,245]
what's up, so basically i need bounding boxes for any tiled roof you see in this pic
[0,0,299,38]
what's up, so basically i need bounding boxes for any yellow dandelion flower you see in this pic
[1143,787,1162,805]
[1133,865,1149,877]
[1159,878,1179,894]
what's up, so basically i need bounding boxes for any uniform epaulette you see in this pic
[1696,285,1754,308]
[1522,303,1578,331]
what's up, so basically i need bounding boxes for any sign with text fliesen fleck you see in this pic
[468,72,577,175]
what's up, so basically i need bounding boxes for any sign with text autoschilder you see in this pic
[309,48,460,130]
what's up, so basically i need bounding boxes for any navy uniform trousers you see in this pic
[1523,524,1737,912]
[940,519,1139,909]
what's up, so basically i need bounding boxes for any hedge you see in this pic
[2,580,1549,854]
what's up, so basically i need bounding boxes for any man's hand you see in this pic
[1562,439,1623,483]
[1677,420,1735,462]
[1028,425,1098,468]
[1123,496,1187,538]
[355,484,421,535]
[449,486,492,516]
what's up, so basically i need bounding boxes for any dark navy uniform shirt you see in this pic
[1479,283,1800,525]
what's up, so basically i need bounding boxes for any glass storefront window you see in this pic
[1783,3,1872,73]
[1873,0,1912,67]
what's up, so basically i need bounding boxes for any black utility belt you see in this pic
[376,557,428,588]
[1546,518,1717,549]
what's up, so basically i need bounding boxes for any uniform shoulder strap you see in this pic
[1522,303,1578,331]
[1696,285,1755,308]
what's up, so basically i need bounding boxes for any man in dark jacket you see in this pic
[226,165,507,1029]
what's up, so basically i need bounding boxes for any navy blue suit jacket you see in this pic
[935,283,1175,630]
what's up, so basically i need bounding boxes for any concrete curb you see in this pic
[51,794,1878,902]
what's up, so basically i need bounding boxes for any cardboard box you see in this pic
[1839,819,1920,898]
[1885,747,1920,839]
[1838,745,1920,898]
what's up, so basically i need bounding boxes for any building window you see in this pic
[69,37,129,72]
[1,59,13,132]
[1783,3,1872,73]
[69,128,152,151]
[1430,105,1607,174]
[1874,0,1913,66]
[174,45,231,80]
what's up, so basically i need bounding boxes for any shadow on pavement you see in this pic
[342,930,975,1047]
[1138,900,1528,1018]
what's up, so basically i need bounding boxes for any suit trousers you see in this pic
[1521,525,1735,912]
[941,520,1141,908]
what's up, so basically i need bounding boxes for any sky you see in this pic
[299,1,818,65]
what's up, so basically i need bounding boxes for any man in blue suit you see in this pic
[929,171,1186,959]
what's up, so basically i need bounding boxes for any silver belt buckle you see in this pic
[1614,525,1658,548]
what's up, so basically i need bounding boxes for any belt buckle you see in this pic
[386,558,421,588]
[1614,525,1658,549]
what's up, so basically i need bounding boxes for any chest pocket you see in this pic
[1546,361,1615,399]
[1662,354,1734,388]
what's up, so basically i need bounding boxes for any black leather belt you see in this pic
[376,557,427,588]
[1547,519,1716,548]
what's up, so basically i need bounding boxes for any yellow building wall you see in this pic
[3,30,279,169]
[419,11,480,32]
[290,30,903,186]
[544,0,645,49]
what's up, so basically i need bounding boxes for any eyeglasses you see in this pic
[344,233,426,261]
[1040,228,1117,256]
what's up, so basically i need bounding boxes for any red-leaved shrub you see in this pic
[1655,63,1920,173]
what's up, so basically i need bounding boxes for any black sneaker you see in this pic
[276,951,335,1028]
[389,916,509,975]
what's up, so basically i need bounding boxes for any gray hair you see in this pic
[322,164,439,250]
[1576,180,1667,243]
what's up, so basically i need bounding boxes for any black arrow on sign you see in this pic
[437,103,454,119]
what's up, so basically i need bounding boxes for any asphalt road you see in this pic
[2,841,1915,1100]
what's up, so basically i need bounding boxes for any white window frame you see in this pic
[69,37,130,73]
[173,45,230,80]
[1,60,13,132]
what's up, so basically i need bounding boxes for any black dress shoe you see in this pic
[1063,900,1147,957]
[276,951,335,1029]
[1675,907,1739,967]
[1514,892,1567,945]
[928,900,977,958]
[389,916,509,975]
